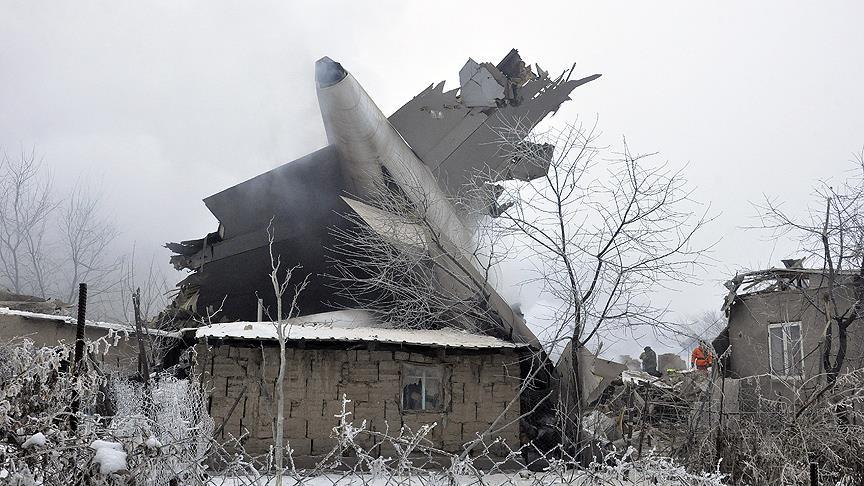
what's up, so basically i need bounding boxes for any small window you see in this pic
[401,365,443,411]
[768,322,803,376]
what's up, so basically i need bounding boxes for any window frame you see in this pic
[767,321,804,378]
[400,363,445,413]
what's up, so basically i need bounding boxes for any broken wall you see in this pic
[555,343,627,407]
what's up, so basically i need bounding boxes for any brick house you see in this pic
[190,310,526,465]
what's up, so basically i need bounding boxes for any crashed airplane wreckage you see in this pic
[167,49,599,348]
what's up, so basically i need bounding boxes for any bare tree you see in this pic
[59,182,121,304]
[756,149,864,386]
[114,248,171,323]
[327,171,523,342]
[264,220,309,484]
[327,117,710,459]
[494,118,711,448]
[0,147,58,296]
[0,147,125,313]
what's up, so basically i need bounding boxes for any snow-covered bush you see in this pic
[107,373,214,484]
[0,337,213,485]
[660,368,864,484]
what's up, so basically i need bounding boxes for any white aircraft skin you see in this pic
[315,58,540,348]
[315,57,473,252]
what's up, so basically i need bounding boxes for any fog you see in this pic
[2,1,862,357]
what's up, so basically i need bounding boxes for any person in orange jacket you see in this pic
[691,340,714,370]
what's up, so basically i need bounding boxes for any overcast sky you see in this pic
[2,1,862,356]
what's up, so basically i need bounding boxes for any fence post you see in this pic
[809,458,818,486]
[73,283,87,370]
[69,283,87,431]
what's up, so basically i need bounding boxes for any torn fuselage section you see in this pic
[166,230,221,272]
[165,145,358,322]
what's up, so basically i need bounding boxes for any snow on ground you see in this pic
[145,435,163,449]
[90,440,128,475]
[21,432,46,449]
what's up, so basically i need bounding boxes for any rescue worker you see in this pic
[639,346,661,377]
[691,340,714,370]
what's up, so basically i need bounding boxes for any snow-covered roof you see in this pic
[191,309,521,349]
[0,307,179,338]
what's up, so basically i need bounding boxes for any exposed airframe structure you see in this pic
[167,49,599,347]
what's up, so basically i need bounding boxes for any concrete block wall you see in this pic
[0,313,150,371]
[728,289,864,380]
[197,341,522,462]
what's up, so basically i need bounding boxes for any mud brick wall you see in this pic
[196,340,522,462]
[0,313,154,372]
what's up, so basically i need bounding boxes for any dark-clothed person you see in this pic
[640,346,661,377]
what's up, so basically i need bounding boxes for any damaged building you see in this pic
[563,260,864,464]
[716,260,864,383]
[166,49,600,457]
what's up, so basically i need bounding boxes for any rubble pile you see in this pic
[584,368,716,457]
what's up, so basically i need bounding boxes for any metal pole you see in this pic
[70,283,87,431]
[809,459,819,486]
[73,283,87,370]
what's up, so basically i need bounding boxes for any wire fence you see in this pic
[4,335,863,484]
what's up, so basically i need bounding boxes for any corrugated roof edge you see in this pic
[0,307,181,339]
[186,321,525,350]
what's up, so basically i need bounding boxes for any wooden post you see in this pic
[624,385,635,446]
[636,382,650,457]
[716,361,727,466]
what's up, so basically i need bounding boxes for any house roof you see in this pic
[0,307,180,339]
[190,309,524,350]
[721,266,862,316]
